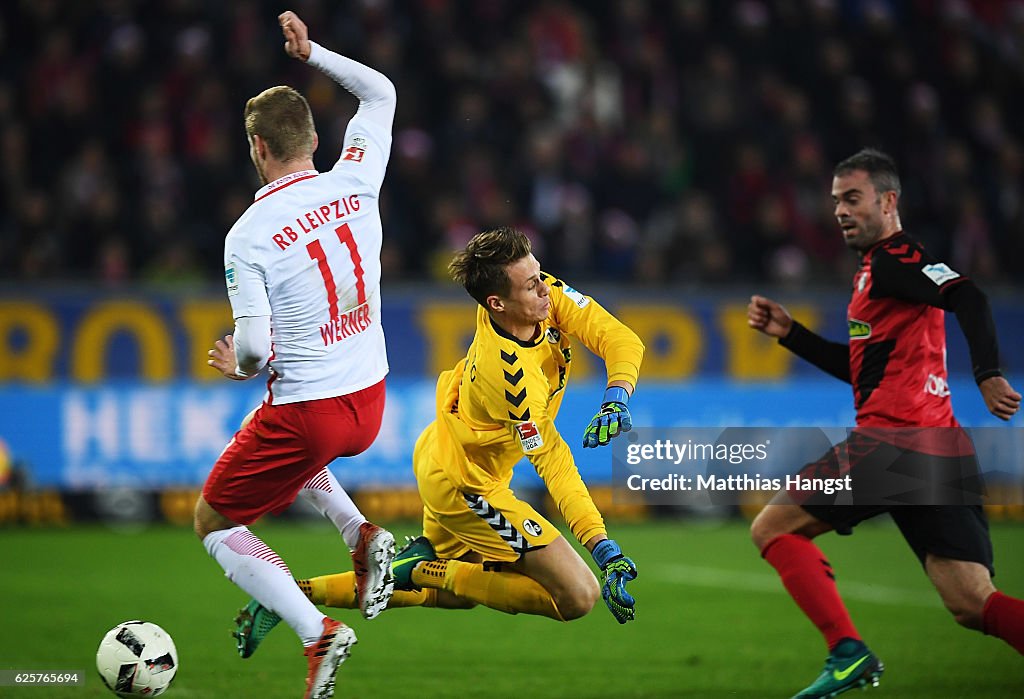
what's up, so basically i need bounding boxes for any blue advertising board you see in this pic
[1,378,1015,489]
[0,289,1021,383]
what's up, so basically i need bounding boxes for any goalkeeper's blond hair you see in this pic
[448,227,532,308]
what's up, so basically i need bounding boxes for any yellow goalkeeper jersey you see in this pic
[429,273,644,547]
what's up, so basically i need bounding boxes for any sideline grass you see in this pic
[3,519,1022,698]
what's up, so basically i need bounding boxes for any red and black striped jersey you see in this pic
[782,231,1003,428]
[848,233,961,427]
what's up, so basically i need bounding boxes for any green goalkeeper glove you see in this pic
[591,538,637,624]
[583,386,632,448]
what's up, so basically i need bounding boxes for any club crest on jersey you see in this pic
[225,264,239,297]
[922,263,960,286]
[848,318,871,340]
[562,284,590,309]
[857,271,868,293]
[342,135,367,163]
[546,327,560,343]
[522,519,543,537]
[514,421,544,453]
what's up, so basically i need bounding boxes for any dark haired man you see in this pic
[748,148,1023,698]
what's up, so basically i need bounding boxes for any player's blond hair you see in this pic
[244,86,315,161]
[449,227,532,307]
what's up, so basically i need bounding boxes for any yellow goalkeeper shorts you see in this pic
[413,429,560,562]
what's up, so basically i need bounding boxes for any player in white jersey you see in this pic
[193,12,396,699]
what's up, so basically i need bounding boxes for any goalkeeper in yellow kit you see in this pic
[234,227,643,653]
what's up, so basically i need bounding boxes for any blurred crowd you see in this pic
[2,0,1024,288]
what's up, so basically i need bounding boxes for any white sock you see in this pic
[203,526,324,645]
[299,469,366,549]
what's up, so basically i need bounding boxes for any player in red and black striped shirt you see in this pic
[747,149,1023,698]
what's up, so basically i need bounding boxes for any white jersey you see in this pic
[223,42,395,405]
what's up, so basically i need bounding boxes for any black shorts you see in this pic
[797,429,994,575]
[802,502,994,575]
[791,428,984,508]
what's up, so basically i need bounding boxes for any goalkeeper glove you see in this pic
[591,538,637,624]
[583,386,632,448]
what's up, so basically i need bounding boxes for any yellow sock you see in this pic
[297,573,436,608]
[297,577,326,604]
[412,559,564,620]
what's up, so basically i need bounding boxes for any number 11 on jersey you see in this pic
[306,222,366,320]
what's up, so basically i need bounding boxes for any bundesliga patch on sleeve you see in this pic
[225,264,239,297]
[515,421,544,452]
[342,135,368,163]
[921,262,960,286]
[562,284,590,309]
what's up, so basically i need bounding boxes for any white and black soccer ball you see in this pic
[96,621,178,697]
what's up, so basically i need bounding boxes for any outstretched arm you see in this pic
[279,11,396,130]
[526,427,638,624]
[748,295,851,383]
[538,275,643,448]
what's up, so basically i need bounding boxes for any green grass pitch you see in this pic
[3,519,1022,698]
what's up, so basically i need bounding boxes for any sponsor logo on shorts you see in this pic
[515,421,544,452]
[522,519,543,537]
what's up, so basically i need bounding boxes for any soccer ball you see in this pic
[96,621,178,697]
